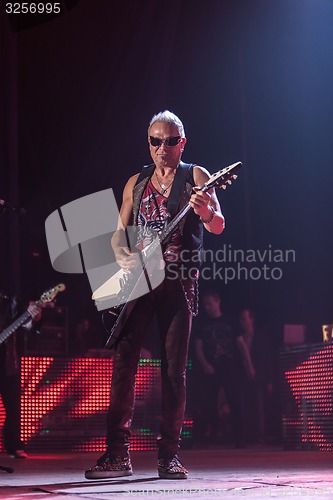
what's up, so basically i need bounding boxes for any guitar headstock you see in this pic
[40,283,66,304]
[204,161,242,190]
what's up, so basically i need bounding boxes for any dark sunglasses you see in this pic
[149,135,181,147]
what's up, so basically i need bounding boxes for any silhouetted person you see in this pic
[193,290,255,447]
[0,290,41,458]
[239,307,274,443]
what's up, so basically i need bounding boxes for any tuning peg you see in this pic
[232,175,237,179]
[221,185,227,190]
[227,180,232,185]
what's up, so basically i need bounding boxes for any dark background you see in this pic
[1,0,333,348]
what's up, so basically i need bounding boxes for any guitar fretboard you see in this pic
[0,299,42,346]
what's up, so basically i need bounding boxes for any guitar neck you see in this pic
[0,299,41,346]
[160,204,191,243]
[159,181,211,244]
[142,181,210,260]
[142,203,191,260]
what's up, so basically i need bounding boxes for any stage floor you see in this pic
[0,446,332,499]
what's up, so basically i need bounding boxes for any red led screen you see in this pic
[282,343,333,451]
[0,357,192,452]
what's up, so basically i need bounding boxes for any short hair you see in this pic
[148,110,185,138]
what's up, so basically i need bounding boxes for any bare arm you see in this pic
[191,166,225,234]
[111,173,140,270]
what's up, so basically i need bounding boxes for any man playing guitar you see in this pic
[85,110,225,480]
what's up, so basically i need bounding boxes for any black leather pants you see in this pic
[106,276,193,458]
[0,373,23,453]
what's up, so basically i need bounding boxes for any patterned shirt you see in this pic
[137,179,182,262]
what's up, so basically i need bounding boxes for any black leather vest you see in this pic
[132,162,204,269]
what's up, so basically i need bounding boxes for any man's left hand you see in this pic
[28,303,42,322]
[189,187,212,220]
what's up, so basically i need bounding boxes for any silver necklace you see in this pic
[155,171,176,196]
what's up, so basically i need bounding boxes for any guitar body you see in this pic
[100,261,165,348]
[92,235,165,309]
[92,268,129,305]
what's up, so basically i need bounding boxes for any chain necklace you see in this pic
[155,170,176,196]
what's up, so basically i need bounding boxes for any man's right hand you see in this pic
[115,247,140,272]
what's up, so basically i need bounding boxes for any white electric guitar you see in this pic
[93,162,242,348]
